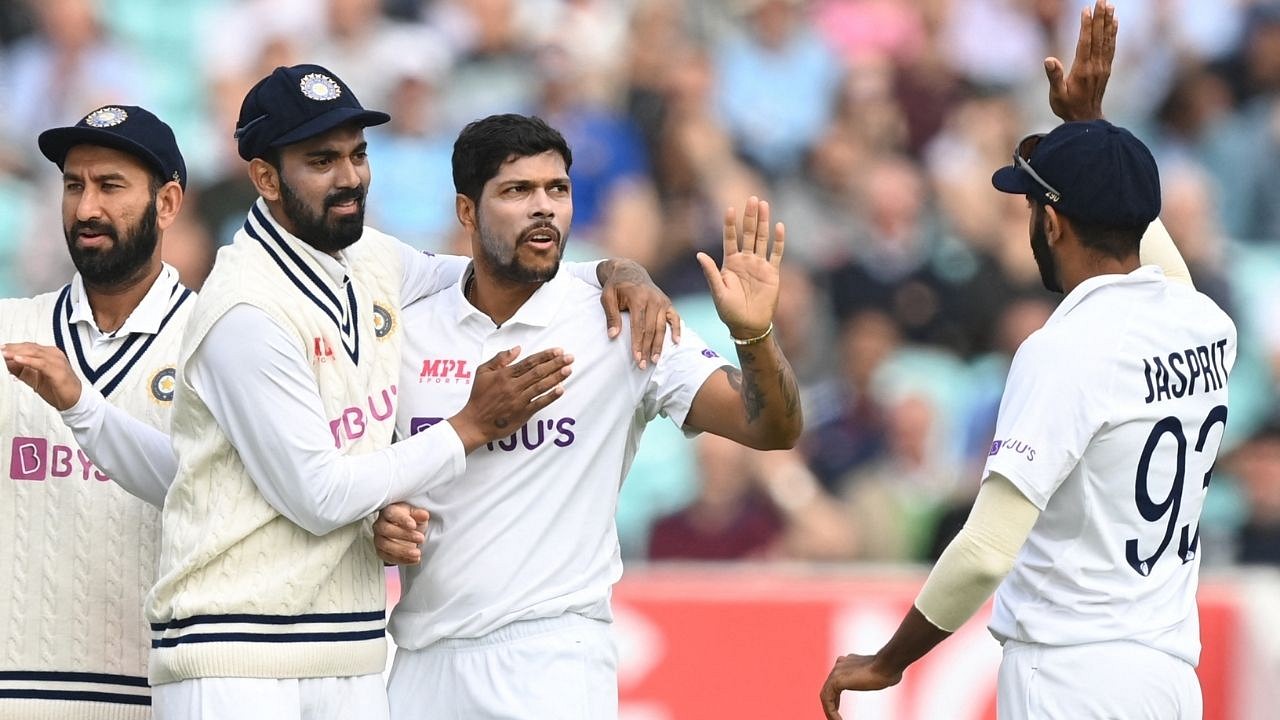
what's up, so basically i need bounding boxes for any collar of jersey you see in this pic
[1049,265,1166,323]
[67,262,183,336]
[55,265,192,396]
[454,263,572,328]
[243,198,361,364]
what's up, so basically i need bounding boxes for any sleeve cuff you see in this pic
[59,385,105,429]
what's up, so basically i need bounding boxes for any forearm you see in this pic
[1140,217,1194,288]
[194,306,466,535]
[732,333,803,449]
[60,388,173,508]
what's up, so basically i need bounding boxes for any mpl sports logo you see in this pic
[418,358,473,384]
[9,436,111,482]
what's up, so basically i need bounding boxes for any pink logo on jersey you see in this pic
[11,436,48,480]
[328,385,398,449]
[9,436,111,482]
[418,359,473,384]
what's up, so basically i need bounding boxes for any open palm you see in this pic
[697,196,785,338]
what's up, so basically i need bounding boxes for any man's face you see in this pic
[472,150,572,284]
[1029,201,1062,293]
[61,144,161,289]
[275,124,371,253]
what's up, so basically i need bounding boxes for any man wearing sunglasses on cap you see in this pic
[821,2,1233,719]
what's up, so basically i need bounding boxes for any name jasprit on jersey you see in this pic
[1142,338,1230,405]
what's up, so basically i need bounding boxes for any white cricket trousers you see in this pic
[997,639,1202,720]
[387,614,618,720]
[152,674,389,720]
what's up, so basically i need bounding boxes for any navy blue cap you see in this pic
[992,119,1160,227]
[234,64,390,161]
[38,105,187,189]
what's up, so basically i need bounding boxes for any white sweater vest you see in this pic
[146,202,404,684]
[0,280,193,720]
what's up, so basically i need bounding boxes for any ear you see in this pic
[154,182,184,232]
[456,194,476,232]
[1043,204,1064,246]
[248,158,282,202]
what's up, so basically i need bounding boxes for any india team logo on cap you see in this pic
[300,73,342,101]
[85,107,128,128]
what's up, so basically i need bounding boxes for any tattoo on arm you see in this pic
[727,352,765,423]
[780,366,800,418]
[725,367,743,393]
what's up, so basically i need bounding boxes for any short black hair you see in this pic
[452,114,572,203]
[1034,199,1147,261]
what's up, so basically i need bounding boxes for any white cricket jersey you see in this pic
[389,266,729,650]
[984,265,1236,666]
[0,265,192,719]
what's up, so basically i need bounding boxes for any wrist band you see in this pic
[731,323,773,346]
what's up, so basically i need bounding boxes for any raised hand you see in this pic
[1045,0,1117,122]
[2,342,83,411]
[447,347,573,453]
[697,196,785,341]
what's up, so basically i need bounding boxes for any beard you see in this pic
[1030,208,1062,293]
[64,197,159,290]
[279,175,367,253]
[476,216,565,284]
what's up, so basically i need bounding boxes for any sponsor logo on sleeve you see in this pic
[988,437,1035,462]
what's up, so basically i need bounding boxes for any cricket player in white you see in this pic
[1,105,191,718]
[821,5,1234,718]
[375,113,804,719]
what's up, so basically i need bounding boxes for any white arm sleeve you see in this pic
[188,304,467,536]
[1140,217,1194,288]
[60,387,174,508]
[913,473,1040,632]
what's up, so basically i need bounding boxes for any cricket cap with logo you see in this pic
[38,105,187,189]
[991,119,1160,228]
[234,63,390,161]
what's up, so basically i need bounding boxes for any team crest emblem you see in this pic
[373,303,395,339]
[150,367,177,402]
[85,107,128,128]
[300,73,341,101]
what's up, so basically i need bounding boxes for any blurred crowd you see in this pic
[3,0,1280,568]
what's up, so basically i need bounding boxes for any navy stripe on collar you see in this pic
[243,210,360,364]
[51,280,192,398]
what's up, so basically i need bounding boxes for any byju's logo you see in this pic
[9,436,110,482]
[989,437,1036,462]
[328,385,397,449]
[418,359,473,384]
[409,417,442,436]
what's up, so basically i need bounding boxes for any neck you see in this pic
[1059,252,1140,294]
[467,268,542,326]
[84,260,163,334]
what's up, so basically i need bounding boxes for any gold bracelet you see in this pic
[731,323,773,346]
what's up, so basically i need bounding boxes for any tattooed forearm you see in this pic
[733,348,768,423]
[780,365,800,418]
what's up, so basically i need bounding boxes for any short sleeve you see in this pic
[640,325,732,435]
[981,330,1103,509]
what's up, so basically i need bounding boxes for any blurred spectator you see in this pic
[1227,420,1280,565]
[365,54,457,250]
[535,44,662,266]
[713,0,842,179]
[429,0,542,128]
[839,391,963,562]
[3,0,150,167]
[801,309,897,491]
[648,435,855,561]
